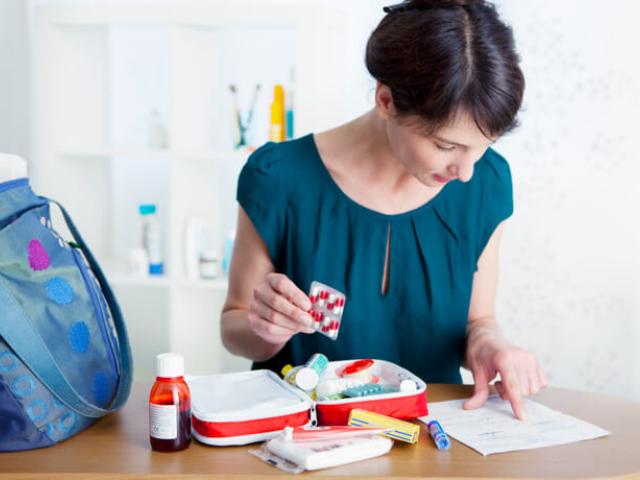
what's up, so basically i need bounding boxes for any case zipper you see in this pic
[309,403,318,427]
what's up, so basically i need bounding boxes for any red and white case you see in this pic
[188,359,428,446]
[314,359,428,426]
[188,370,312,446]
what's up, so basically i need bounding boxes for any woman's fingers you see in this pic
[494,354,526,420]
[503,374,526,420]
[495,351,549,419]
[251,299,313,333]
[254,277,313,329]
[495,381,508,400]
[538,363,549,389]
[519,367,532,397]
[268,273,312,311]
[247,312,299,345]
[463,368,491,410]
[523,352,544,396]
[248,274,316,344]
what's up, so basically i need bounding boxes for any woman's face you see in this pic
[387,112,495,188]
[376,84,495,188]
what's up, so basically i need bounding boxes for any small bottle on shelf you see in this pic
[147,109,168,150]
[149,353,191,452]
[222,229,236,278]
[269,84,285,142]
[286,68,295,140]
[139,204,164,275]
[199,248,220,280]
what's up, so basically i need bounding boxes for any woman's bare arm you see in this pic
[220,207,313,362]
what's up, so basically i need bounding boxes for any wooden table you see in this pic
[1,382,639,479]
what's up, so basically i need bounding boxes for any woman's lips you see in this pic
[433,174,452,184]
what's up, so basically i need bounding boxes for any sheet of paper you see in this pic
[419,395,610,456]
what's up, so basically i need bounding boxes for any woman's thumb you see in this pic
[463,369,490,410]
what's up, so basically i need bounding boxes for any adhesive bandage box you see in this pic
[348,408,421,444]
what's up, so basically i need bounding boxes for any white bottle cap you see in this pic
[156,353,184,378]
[295,367,319,391]
[399,379,418,393]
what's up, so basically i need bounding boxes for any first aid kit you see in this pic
[187,359,427,446]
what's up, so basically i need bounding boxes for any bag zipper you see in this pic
[309,404,318,427]
[0,178,28,193]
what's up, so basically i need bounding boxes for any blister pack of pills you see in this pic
[308,281,346,340]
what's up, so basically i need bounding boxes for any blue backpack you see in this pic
[0,178,133,451]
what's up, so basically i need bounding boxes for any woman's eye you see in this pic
[436,143,456,152]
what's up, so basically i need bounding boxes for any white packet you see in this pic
[249,433,393,473]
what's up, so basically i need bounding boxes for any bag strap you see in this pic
[47,199,134,413]
[0,200,133,418]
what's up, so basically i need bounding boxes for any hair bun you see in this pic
[417,0,485,6]
[383,0,485,13]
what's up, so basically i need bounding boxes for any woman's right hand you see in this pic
[247,273,315,345]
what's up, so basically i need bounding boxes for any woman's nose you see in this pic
[448,153,476,182]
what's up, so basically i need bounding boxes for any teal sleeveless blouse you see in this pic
[236,133,513,383]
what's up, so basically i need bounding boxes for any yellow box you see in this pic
[347,408,420,444]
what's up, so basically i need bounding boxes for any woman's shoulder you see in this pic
[473,146,512,187]
[243,135,313,177]
[433,147,513,243]
[439,147,511,206]
[238,135,318,205]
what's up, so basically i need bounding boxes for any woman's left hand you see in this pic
[463,330,548,420]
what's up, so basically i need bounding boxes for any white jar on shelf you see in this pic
[199,249,220,280]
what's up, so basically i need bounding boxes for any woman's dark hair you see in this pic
[366,0,524,138]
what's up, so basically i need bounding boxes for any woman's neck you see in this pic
[313,110,441,215]
[338,109,415,190]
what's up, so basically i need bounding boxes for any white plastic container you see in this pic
[187,370,313,446]
[199,249,220,280]
[184,217,204,280]
[139,204,163,275]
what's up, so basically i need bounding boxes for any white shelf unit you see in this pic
[31,4,348,380]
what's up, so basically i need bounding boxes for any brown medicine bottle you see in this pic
[149,353,191,452]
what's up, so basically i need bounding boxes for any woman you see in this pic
[221,0,547,420]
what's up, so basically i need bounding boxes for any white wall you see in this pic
[0,0,30,160]
[493,0,640,401]
[7,0,640,399]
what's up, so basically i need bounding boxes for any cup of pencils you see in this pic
[229,83,260,150]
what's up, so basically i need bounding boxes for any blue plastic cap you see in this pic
[139,204,157,216]
[149,263,164,275]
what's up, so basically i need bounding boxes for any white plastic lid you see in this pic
[399,379,418,393]
[295,367,319,391]
[156,353,184,378]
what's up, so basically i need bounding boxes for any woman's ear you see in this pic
[374,82,397,120]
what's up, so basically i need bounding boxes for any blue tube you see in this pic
[428,420,451,450]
